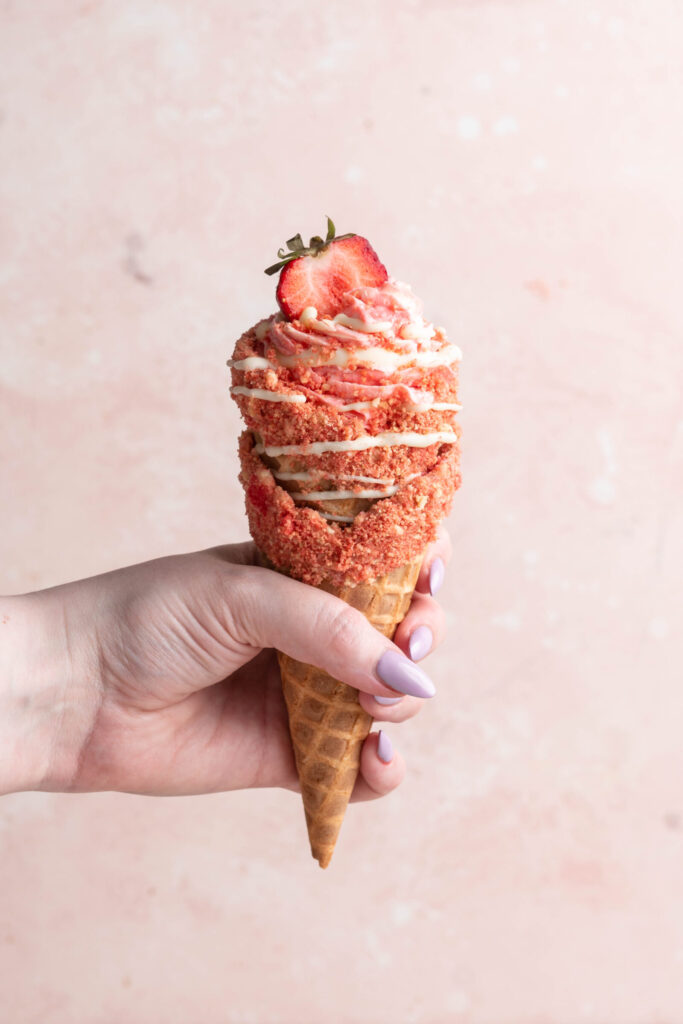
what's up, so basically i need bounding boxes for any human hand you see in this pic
[0,531,451,800]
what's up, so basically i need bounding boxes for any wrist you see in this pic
[0,591,100,794]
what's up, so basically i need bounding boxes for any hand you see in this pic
[0,531,451,800]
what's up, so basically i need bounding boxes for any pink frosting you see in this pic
[267,278,444,357]
[257,278,449,405]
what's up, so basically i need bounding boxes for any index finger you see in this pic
[224,563,437,702]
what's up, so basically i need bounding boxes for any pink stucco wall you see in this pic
[1,2,682,1021]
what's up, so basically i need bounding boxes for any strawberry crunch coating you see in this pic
[239,431,460,587]
[229,219,462,582]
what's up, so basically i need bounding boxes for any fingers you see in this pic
[224,564,437,702]
[393,591,446,662]
[210,541,259,567]
[359,588,446,718]
[358,689,424,722]
[415,523,453,596]
[350,730,405,803]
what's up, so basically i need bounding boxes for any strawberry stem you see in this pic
[264,217,355,276]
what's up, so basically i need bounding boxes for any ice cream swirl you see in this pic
[230,277,460,524]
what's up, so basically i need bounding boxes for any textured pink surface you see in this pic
[2,2,683,1022]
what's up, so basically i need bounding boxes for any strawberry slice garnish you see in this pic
[265,217,388,321]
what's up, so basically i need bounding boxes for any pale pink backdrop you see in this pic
[2,2,682,1022]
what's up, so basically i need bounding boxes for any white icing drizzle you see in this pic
[272,470,419,486]
[228,356,272,370]
[299,306,393,337]
[272,471,320,481]
[254,430,458,457]
[229,384,460,413]
[399,321,436,341]
[254,320,271,341]
[337,398,462,412]
[275,471,387,484]
[340,473,402,484]
[318,512,355,523]
[336,400,379,411]
[293,487,398,501]
[230,386,306,404]
[332,312,393,334]
[276,344,462,372]
[232,345,460,373]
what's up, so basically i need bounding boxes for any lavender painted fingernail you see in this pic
[375,695,403,706]
[376,650,436,699]
[409,625,433,662]
[429,557,445,596]
[377,730,394,764]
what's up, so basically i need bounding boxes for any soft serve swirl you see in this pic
[230,276,460,522]
[230,278,460,417]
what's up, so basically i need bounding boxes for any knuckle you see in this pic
[431,602,446,635]
[213,563,266,645]
[435,524,453,560]
[215,560,250,605]
[323,604,366,661]
[372,698,421,723]
[441,529,454,560]
[408,593,446,637]
[394,700,421,722]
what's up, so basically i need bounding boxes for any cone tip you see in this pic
[314,848,333,869]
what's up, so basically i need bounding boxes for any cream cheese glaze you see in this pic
[273,471,408,485]
[230,386,306,404]
[253,430,459,458]
[230,385,461,413]
[229,344,461,373]
[318,512,355,523]
[291,487,399,501]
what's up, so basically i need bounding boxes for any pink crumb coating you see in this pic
[239,430,461,586]
[230,324,460,449]
[259,440,456,494]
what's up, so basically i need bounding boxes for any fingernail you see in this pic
[377,730,394,764]
[429,557,445,596]
[409,624,433,662]
[375,695,403,706]
[376,650,436,699]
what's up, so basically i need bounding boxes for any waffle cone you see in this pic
[266,552,422,868]
[256,446,423,866]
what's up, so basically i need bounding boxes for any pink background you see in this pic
[2,2,683,1021]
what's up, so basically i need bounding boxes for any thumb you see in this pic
[225,563,436,702]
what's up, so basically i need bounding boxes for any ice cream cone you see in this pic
[268,553,422,868]
[230,221,461,866]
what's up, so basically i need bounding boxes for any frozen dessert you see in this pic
[229,219,461,867]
